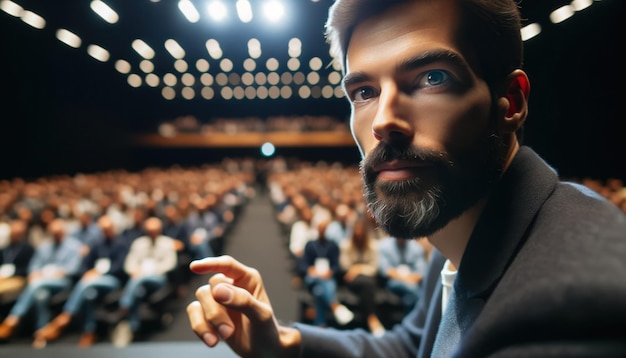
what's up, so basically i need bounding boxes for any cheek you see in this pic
[351,112,377,157]
[426,94,492,154]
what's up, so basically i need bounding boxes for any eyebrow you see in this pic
[342,49,470,89]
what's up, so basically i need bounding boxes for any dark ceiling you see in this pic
[0,0,625,179]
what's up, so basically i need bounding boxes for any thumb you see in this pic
[213,283,274,325]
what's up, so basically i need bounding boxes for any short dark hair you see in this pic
[324,0,524,88]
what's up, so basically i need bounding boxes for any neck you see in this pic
[428,140,520,269]
[429,197,487,270]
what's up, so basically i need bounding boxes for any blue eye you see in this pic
[425,70,449,87]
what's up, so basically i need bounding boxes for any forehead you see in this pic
[345,0,463,74]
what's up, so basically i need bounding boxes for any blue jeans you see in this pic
[63,275,120,332]
[386,278,420,311]
[9,277,73,329]
[119,275,168,332]
[304,275,338,326]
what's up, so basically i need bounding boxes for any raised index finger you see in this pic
[190,255,254,280]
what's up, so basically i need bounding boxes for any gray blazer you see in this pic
[295,146,626,357]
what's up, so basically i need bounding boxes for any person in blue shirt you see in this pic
[378,236,428,312]
[299,219,353,327]
[0,218,82,341]
[33,215,130,348]
[0,220,35,303]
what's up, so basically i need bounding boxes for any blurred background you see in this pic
[0,0,625,356]
[0,0,624,181]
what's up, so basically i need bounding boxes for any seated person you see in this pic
[0,219,82,341]
[33,215,130,347]
[299,220,353,327]
[0,220,35,303]
[377,235,429,313]
[111,216,177,346]
[339,218,385,336]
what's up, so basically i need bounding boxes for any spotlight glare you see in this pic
[208,1,227,22]
[263,1,284,22]
[261,142,276,157]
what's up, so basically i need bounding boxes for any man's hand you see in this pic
[186,255,301,358]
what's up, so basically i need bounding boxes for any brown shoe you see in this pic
[0,316,19,340]
[78,332,97,348]
[36,312,72,341]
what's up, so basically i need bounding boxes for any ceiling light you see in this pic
[165,39,185,59]
[200,73,214,86]
[263,1,284,23]
[520,23,541,41]
[132,39,155,59]
[309,57,322,71]
[182,87,195,100]
[115,60,131,74]
[236,0,253,23]
[21,10,45,29]
[127,74,142,87]
[571,0,593,12]
[56,29,81,48]
[140,60,154,73]
[196,59,210,72]
[87,44,110,62]
[0,0,23,17]
[90,0,119,24]
[550,5,574,23]
[163,73,178,86]
[178,0,200,23]
[174,59,189,73]
[207,1,227,22]
[206,39,223,59]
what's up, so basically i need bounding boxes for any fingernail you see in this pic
[202,332,218,347]
[213,285,233,303]
[218,324,234,340]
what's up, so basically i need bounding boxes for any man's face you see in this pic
[344,0,506,238]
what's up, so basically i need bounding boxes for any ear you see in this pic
[497,69,530,134]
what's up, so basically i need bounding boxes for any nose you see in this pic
[371,82,414,145]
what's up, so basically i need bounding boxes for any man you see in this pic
[186,0,626,357]
[377,236,428,313]
[111,216,177,347]
[0,218,82,341]
[0,220,35,303]
[33,215,129,347]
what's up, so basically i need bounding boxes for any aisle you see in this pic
[151,189,300,342]
[219,189,300,324]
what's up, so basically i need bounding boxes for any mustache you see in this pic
[360,143,452,176]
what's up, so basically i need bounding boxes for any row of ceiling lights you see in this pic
[1,0,606,101]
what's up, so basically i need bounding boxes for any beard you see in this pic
[360,131,506,239]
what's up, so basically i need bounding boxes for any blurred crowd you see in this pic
[0,156,623,348]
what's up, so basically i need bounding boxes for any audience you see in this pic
[0,219,82,341]
[377,236,429,313]
[0,157,623,349]
[0,220,35,303]
[298,219,353,327]
[339,218,385,336]
[33,215,130,348]
[111,217,178,347]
